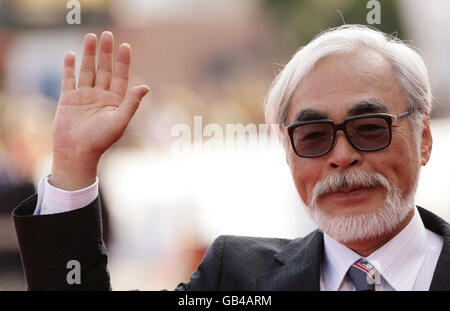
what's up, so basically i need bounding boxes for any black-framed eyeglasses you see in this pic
[285,111,410,158]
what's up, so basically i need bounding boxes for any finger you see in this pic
[61,51,76,93]
[95,31,114,89]
[78,33,97,87]
[117,85,149,126]
[110,43,131,98]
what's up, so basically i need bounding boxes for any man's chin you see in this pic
[307,192,413,244]
[316,202,383,218]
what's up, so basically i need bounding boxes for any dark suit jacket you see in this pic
[12,194,450,290]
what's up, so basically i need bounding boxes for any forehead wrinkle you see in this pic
[287,51,399,122]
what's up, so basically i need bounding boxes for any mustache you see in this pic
[311,170,391,199]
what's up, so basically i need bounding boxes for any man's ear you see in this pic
[420,114,432,166]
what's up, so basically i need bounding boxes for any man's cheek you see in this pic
[293,175,310,204]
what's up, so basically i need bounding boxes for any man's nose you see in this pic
[327,132,363,170]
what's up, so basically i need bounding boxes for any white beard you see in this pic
[305,170,418,243]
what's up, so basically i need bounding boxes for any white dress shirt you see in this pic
[34,173,98,215]
[35,174,444,290]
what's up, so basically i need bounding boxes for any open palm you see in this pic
[53,32,149,159]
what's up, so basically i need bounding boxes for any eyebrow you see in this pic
[347,99,389,116]
[293,109,328,122]
[293,99,389,123]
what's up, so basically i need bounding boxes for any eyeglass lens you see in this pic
[292,117,390,157]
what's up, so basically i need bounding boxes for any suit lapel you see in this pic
[418,207,450,291]
[257,230,324,290]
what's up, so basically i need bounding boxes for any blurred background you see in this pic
[0,0,449,290]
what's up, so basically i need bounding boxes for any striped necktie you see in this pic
[347,261,379,291]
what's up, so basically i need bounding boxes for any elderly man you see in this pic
[13,25,449,291]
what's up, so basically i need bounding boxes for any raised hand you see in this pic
[51,32,149,190]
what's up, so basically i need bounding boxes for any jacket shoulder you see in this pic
[176,234,296,290]
[217,234,292,261]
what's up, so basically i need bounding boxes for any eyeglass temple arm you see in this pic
[393,110,410,122]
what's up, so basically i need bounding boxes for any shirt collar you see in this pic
[322,206,427,291]
[367,206,427,291]
[322,233,361,291]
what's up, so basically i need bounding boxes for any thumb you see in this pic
[117,85,150,125]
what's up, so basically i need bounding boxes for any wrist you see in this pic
[51,151,99,191]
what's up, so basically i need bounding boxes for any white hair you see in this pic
[264,24,432,143]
